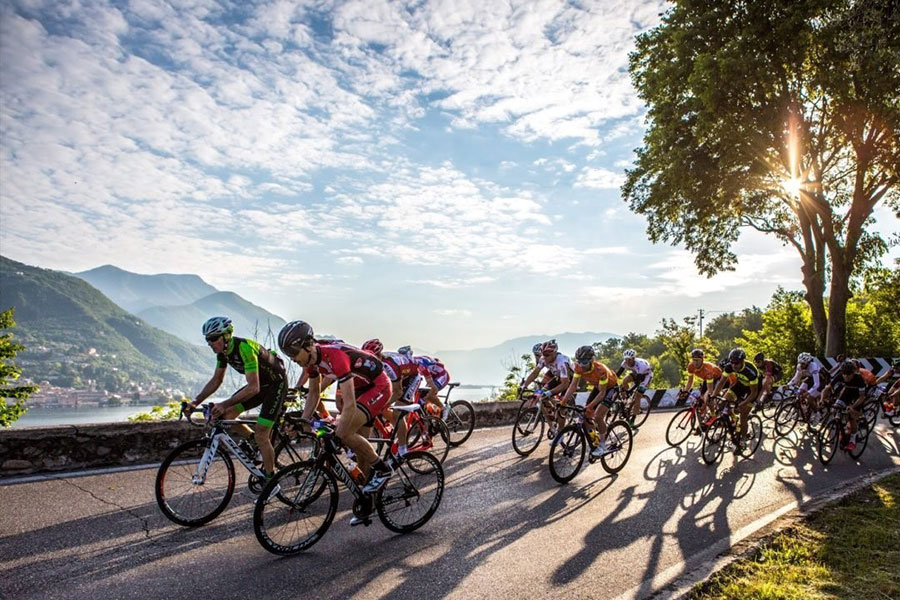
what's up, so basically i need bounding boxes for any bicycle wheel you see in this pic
[817,419,840,465]
[849,422,870,460]
[665,408,695,447]
[445,400,476,447]
[861,399,879,430]
[253,462,338,555]
[601,420,633,474]
[377,450,444,533]
[701,419,727,465]
[512,401,545,456]
[274,432,318,466]
[760,390,783,421]
[773,401,800,437]
[738,414,764,458]
[548,424,586,483]
[630,393,652,428]
[408,415,450,464]
[155,439,235,527]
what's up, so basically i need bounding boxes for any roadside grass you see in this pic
[688,473,900,600]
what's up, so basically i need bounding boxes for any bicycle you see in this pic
[155,402,316,527]
[369,400,450,464]
[604,384,652,430]
[511,383,569,457]
[860,383,900,429]
[701,397,764,465]
[253,409,444,555]
[752,386,785,421]
[665,391,713,447]
[548,401,633,483]
[421,383,476,447]
[772,386,825,437]
[817,402,872,464]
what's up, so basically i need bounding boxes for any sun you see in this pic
[781,177,803,197]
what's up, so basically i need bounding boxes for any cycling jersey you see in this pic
[573,361,617,389]
[687,361,722,383]
[788,361,822,391]
[831,372,867,405]
[757,360,784,382]
[415,355,450,385]
[619,358,652,376]
[859,368,876,386]
[723,362,759,399]
[216,337,285,385]
[307,342,383,389]
[381,351,419,382]
[538,353,574,381]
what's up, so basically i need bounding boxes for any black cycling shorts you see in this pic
[587,387,616,409]
[234,376,287,427]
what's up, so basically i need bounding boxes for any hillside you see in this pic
[75,265,217,313]
[0,256,210,391]
[137,291,287,345]
[435,331,619,386]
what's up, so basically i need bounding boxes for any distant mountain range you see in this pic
[0,256,210,390]
[75,265,286,345]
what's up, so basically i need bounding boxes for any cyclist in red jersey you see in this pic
[399,345,451,413]
[362,339,414,456]
[279,321,393,493]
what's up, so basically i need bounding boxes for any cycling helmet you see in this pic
[753,352,765,363]
[797,352,813,365]
[839,359,857,375]
[541,340,558,355]
[202,316,233,339]
[398,345,413,356]
[690,349,705,359]
[623,349,636,359]
[574,345,595,363]
[532,343,543,356]
[728,347,746,363]
[362,339,383,354]
[278,320,314,355]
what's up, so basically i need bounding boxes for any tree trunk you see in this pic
[801,260,828,353]
[825,260,851,356]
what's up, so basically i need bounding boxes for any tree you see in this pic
[493,353,535,402]
[656,317,697,385]
[738,288,818,367]
[1,308,39,427]
[704,308,764,359]
[624,0,900,355]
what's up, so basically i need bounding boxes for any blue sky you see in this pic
[1,0,897,352]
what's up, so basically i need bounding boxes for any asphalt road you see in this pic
[2,413,899,600]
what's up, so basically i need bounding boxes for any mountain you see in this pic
[137,291,286,345]
[434,331,620,386]
[74,265,218,313]
[0,256,210,390]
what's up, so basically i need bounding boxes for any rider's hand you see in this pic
[211,403,226,420]
[182,401,196,416]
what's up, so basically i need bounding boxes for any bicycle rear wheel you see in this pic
[701,419,727,465]
[760,390,783,421]
[548,424,586,483]
[773,401,800,437]
[512,401,545,456]
[253,462,338,555]
[445,400,476,447]
[408,415,450,463]
[817,419,840,465]
[849,421,870,460]
[155,439,235,527]
[377,450,444,533]
[738,414,764,458]
[861,399,879,430]
[601,421,633,474]
[665,408,695,447]
[630,393,652,428]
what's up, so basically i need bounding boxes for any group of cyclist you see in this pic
[186,315,452,503]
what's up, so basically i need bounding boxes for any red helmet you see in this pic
[362,338,383,354]
[541,339,558,355]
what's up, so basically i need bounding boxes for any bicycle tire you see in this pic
[631,394,652,428]
[600,420,633,474]
[253,462,338,555]
[512,401,545,456]
[849,421,870,460]
[274,432,318,466]
[665,408,695,447]
[701,419,727,465]
[773,401,800,437]
[861,399,879,430]
[408,415,450,464]
[548,424,586,483]
[817,419,839,465]
[739,414,764,458]
[155,439,235,527]
[376,450,444,533]
[760,390,782,421]
[445,400,476,447]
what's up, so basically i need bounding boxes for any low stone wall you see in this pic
[0,401,524,478]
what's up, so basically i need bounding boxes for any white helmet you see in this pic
[797,352,813,365]
[623,349,636,359]
[202,316,233,339]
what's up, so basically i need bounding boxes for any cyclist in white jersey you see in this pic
[522,339,573,439]
[616,349,653,428]
[787,352,823,422]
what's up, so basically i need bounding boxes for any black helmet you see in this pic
[690,348,704,359]
[728,347,746,363]
[753,352,765,363]
[278,320,314,356]
[839,359,857,375]
[532,343,543,356]
[574,345,595,362]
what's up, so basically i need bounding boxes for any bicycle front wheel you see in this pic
[761,391,783,421]
[274,432,318,467]
[817,419,840,465]
[445,400,476,447]
[253,462,338,555]
[665,408,695,447]
[861,399,879,430]
[631,393,652,428]
[512,401,545,456]
[601,420,633,474]
[738,414,764,458]
[155,439,235,527]
[701,419,727,465]
[849,421,870,460]
[377,450,444,533]
[773,401,800,437]
[548,424,586,483]
[408,415,450,464]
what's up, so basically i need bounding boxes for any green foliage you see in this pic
[0,307,39,427]
[492,353,535,402]
[656,317,697,386]
[738,289,818,367]
[845,266,900,357]
[128,400,185,422]
[704,308,764,360]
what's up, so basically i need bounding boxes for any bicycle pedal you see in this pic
[350,516,372,527]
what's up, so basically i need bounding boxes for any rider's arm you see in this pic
[875,369,894,385]
[301,373,321,421]
[561,376,579,404]
[522,365,541,388]
[548,376,570,397]
[193,366,226,406]
[424,373,438,395]
[682,373,694,394]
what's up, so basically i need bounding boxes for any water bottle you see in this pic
[347,460,365,485]
[589,429,602,447]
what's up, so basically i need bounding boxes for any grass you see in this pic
[688,473,900,600]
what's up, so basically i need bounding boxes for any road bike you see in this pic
[772,386,825,437]
[421,382,476,447]
[861,383,900,429]
[548,401,633,483]
[817,402,872,464]
[155,402,316,527]
[511,383,569,456]
[604,384,652,430]
[253,408,444,555]
[665,391,712,447]
[701,398,764,465]
[369,401,450,464]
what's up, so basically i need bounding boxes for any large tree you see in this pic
[624,0,899,354]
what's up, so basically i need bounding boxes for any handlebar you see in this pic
[180,401,213,427]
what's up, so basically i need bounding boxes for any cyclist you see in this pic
[362,339,414,456]
[850,359,878,387]
[711,348,759,452]
[752,351,784,410]
[874,359,900,416]
[404,347,451,414]
[680,348,721,425]
[187,316,287,482]
[616,349,653,429]
[821,359,868,451]
[786,352,824,426]
[521,339,574,438]
[561,345,618,457]
[280,321,394,496]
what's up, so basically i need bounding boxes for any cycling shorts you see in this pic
[234,377,287,428]
[629,371,652,393]
[354,372,392,427]
[587,387,616,409]
[699,379,719,395]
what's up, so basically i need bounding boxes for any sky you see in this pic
[1,0,897,353]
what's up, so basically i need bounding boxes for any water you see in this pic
[10,386,500,428]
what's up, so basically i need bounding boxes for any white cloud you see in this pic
[574,167,626,190]
[433,309,472,317]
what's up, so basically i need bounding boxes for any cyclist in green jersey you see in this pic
[186,316,287,480]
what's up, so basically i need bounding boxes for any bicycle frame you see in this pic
[194,423,266,484]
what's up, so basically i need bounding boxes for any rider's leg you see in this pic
[254,422,276,475]
[336,403,379,477]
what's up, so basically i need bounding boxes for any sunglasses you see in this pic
[205,334,222,343]
[577,358,592,366]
